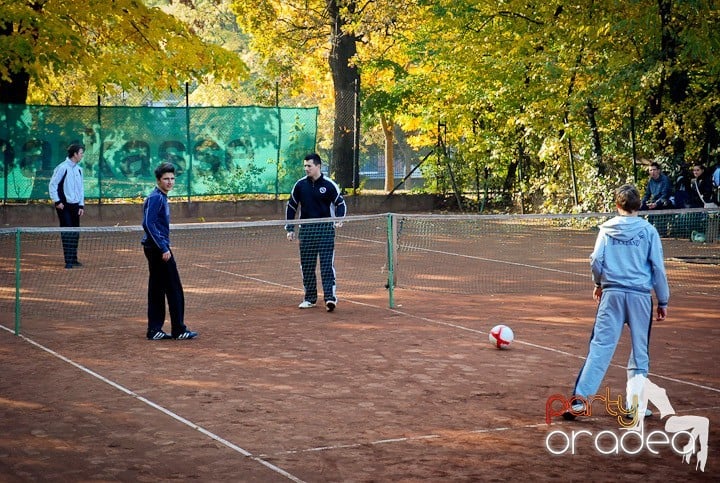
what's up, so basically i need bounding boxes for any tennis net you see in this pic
[1,210,717,335]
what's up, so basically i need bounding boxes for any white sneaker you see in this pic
[325,300,336,312]
[298,301,316,309]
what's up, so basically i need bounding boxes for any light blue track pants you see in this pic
[573,290,653,399]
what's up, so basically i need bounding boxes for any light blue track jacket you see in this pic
[590,215,669,308]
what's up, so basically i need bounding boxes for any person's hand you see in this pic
[56,202,64,210]
[78,208,84,216]
[287,231,295,241]
[656,306,667,321]
[162,250,171,262]
[593,286,603,302]
[648,202,656,209]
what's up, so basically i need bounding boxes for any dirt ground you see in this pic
[1,285,718,482]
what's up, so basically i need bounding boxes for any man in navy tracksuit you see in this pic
[286,153,346,312]
[141,162,197,340]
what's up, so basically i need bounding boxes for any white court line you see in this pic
[394,245,587,277]
[0,324,305,483]
[339,234,586,277]
[261,401,720,457]
[259,423,550,458]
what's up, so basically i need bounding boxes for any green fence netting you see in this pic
[0,104,317,200]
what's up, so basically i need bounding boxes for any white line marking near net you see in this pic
[192,264,300,291]
[259,423,549,458]
[0,324,306,483]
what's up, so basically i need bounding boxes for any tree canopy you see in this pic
[3,0,720,212]
[0,0,248,105]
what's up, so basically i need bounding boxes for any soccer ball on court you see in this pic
[489,324,514,349]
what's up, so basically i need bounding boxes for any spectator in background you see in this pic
[640,162,672,211]
[49,143,85,269]
[670,163,692,209]
[713,165,720,204]
[688,163,715,208]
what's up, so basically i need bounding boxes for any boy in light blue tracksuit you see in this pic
[564,184,669,420]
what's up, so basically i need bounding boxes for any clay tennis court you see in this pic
[0,213,718,481]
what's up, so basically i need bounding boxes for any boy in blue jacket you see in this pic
[564,184,669,420]
[141,162,197,341]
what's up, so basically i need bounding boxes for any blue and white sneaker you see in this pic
[173,330,198,340]
[148,330,172,340]
[562,401,586,421]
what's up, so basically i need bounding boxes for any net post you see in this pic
[14,228,21,335]
[386,213,396,308]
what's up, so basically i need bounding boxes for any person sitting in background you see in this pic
[688,163,715,208]
[640,162,672,211]
[670,163,692,208]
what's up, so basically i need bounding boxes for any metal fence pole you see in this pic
[275,81,281,199]
[14,228,21,335]
[185,82,192,202]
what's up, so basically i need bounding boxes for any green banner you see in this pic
[0,104,317,200]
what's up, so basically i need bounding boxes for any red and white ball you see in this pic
[489,324,514,349]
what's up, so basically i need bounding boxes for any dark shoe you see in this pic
[148,330,172,340]
[65,263,73,269]
[325,300,336,312]
[72,261,83,267]
[173,330,198,340]
[562,401,586,421]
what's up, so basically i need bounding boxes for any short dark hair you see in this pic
[649,161,661,170]
[67,143,85,158]
[304,153,322,165]
[154,162,176,179]
[615,184,641,212]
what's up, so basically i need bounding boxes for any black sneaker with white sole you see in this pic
[325,300,336,312]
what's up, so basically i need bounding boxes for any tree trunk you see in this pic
[0,19,31,104]
[652,0,689,166]
[380,115,394,192]
[701,103,720,166]
[327,0,360,192]
[0,71,30,105]
[585,99,605,175]
[394,126,414,190]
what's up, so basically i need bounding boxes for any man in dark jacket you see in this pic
[640,162,672,210]
[142,162,198,340]
[285,153,346,312]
